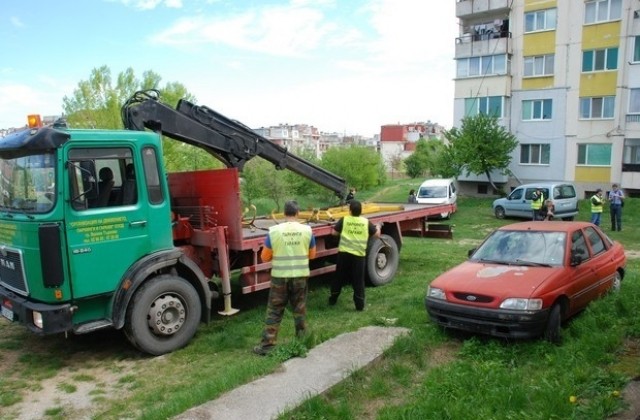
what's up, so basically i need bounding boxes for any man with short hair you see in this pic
[254,200,316,356]
[608,184,625,231]
[329,200,380,311]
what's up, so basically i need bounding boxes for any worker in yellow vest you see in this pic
[531,187,544,221]
[590,188,604,226]
[254,200,316,355]
[329,200,381,311]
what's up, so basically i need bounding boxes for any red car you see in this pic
[425,221,626,342]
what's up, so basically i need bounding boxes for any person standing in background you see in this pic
[531,187,544,221]
[608,184,625,231]
[408,189,418,203]
[590,188,604,226]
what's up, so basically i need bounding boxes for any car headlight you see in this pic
[427,286,446,300]
[500,298,543,311]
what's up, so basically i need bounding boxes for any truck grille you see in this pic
[0,248,28,295]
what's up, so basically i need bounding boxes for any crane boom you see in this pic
[121,90,347,199]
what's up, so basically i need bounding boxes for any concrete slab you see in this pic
[174,326,410,420]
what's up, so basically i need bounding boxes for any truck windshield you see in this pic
[0,152,56,213]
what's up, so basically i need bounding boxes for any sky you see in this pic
[0,0,457,137]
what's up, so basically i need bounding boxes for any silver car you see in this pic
[492,182,579,220]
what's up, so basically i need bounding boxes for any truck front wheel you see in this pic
[366,234,399,287]
[124,274,201,355]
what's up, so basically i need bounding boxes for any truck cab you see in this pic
[0,123,211,355]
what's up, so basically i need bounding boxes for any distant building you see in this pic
[379,122,446,171]
[253,124,377,158]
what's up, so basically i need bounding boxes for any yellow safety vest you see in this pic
[531,192,544,210]
[591,195,603,213]
[338,216,369,257]
[269,222,312,278]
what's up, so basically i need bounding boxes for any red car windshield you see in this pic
[471,230,566,266]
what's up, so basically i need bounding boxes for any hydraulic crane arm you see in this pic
[121,90,347,199]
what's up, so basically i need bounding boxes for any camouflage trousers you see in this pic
[260,276,308,347]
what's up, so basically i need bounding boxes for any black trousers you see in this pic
[331,251,366,310]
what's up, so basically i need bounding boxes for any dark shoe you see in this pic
[328,295,338,306]
[253,345,274,356]
[355,305,364,311]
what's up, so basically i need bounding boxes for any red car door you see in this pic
[565,229,599,314]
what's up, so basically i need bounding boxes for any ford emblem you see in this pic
[466,295,477,301]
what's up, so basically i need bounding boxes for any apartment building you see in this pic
[454,0,640,198]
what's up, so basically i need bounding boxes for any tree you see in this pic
[241,158,289,212]
[321,146,386,191]
[404,139,457,179]
[62,65,220,172]
[444,114,518,190]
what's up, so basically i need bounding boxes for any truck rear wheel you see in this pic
[124,274,201,355]
[366,234,399,287]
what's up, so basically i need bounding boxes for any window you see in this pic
[522,99,552,120]
[524,54,554,77]
[623,138,640,164]
[520,144,550,164]
[464,96,505,118]
[629,89,640,114]
[582,48,618,71]
[579,96,615,119]
[68,148,135,210]
[585,0,622,24]
[634,36,640,63]
[585,226,606,256]
[456,54,507,78]
[577,144,612,165]
[525,8,557,32]
[571,230,588,261]
[142,147,164,204]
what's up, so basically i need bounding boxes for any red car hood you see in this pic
[431,261,557,301]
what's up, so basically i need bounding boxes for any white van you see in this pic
[416,178,457,219]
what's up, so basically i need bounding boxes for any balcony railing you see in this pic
[455,32,512,58]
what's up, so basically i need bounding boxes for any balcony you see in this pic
[456,0,511,19]
[455,32,512,59]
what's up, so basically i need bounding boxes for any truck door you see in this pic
[63,146,158,299]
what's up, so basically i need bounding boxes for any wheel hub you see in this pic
[376,252,388,269]
[147,295,185,336]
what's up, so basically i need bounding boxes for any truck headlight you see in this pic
[32,311,43,329]
[500,298,543,311]
[427,286,446,300]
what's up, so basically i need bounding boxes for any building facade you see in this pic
[454,0,640,198]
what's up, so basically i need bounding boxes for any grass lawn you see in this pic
[0,181,639,419]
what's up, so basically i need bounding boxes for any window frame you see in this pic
[524,54,554,77]
[520,144,551,165]
[582,47,618,72]
[577,143,612,166]
[524,8,557,33]
[634,36,640,63]
[579,96,615,119]
[623,138,640,164]
[522,99,552,121]
[584,0,622,25]
[456,54,507,78]
[464,96,505,118]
